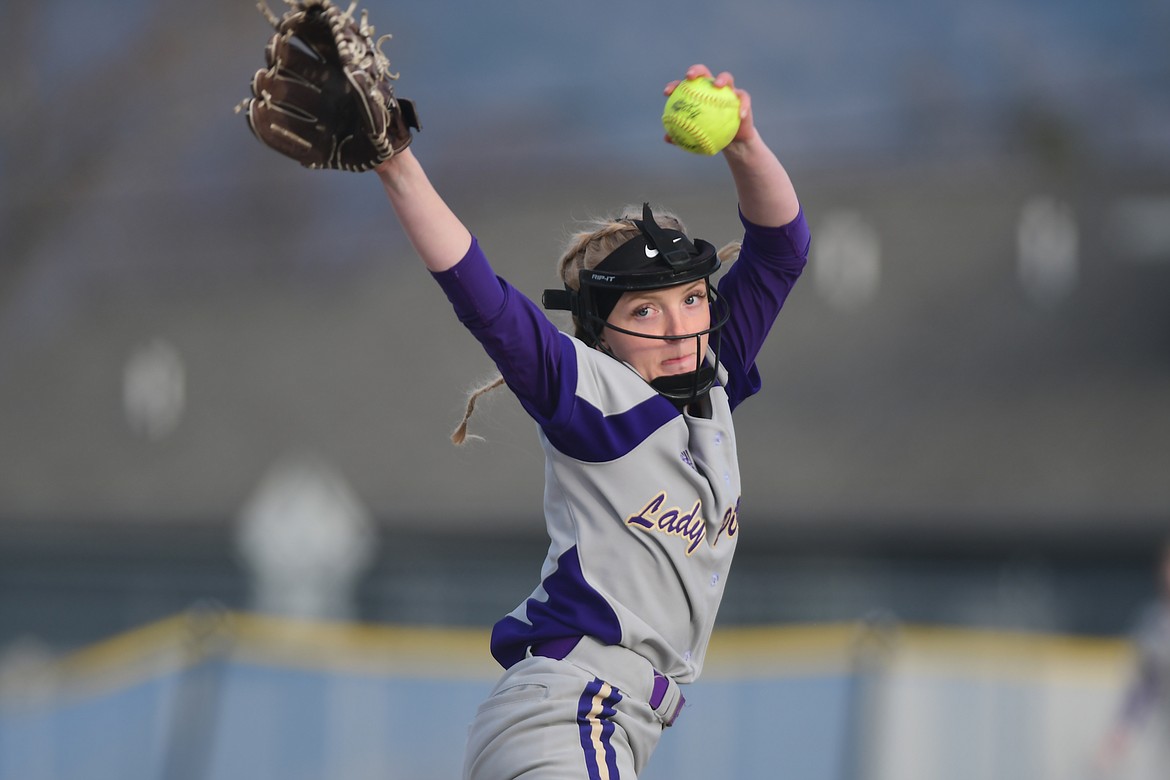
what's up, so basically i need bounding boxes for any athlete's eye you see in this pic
[632,305,653,318]
[684,290,707,306]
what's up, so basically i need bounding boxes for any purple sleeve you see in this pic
[430,237,572,424]
[716,207,810,409]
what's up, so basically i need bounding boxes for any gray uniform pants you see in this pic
[463,637,686,779]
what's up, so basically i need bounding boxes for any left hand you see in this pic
[663,64,757,149]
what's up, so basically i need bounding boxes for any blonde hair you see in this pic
[450,205,741,445]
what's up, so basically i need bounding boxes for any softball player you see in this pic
[375,64,809,779]
[1095,539,1170,778]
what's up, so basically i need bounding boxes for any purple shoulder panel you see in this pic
[542,393,678,463]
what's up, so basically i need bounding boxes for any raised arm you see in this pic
[665,65,801,228]
[374,149,473,273]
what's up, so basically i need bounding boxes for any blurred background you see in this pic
[1,0,1168,778]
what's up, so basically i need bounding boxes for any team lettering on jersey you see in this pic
[625,492,739,555]
[714,498,739,546]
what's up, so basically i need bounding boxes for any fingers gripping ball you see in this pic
[662,78,741,156]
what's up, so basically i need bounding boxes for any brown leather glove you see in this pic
[237,0,420,171]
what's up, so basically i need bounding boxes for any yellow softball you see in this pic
[662,77,742,156]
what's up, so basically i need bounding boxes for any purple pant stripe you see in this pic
[577,677,624,780]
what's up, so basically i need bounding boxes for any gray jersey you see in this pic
[432,209,810,684]
[504,339,741,683]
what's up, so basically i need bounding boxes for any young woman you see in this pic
[376,63,810,780]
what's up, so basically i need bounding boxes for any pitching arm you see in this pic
[665,65,800,228]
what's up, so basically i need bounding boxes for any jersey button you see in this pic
[710,573,720,586]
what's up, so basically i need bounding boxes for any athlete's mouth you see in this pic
[660,355,697,373]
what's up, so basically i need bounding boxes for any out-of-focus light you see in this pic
[236,452,376,621]
[1016,196,1079,306]
[122,337,186,440]
[812,210,882,311]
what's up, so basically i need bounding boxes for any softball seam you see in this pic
[663,117,720,154]
[674,80,739,110]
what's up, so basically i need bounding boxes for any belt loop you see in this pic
[648,671,685,727]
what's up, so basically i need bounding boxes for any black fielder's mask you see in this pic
[542,203,731,403]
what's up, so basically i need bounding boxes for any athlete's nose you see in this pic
[663,306,689,338]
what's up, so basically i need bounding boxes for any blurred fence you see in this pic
[0,606,1153,780]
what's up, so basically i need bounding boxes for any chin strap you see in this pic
[649,365,715,403]
[648,331,717,404]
